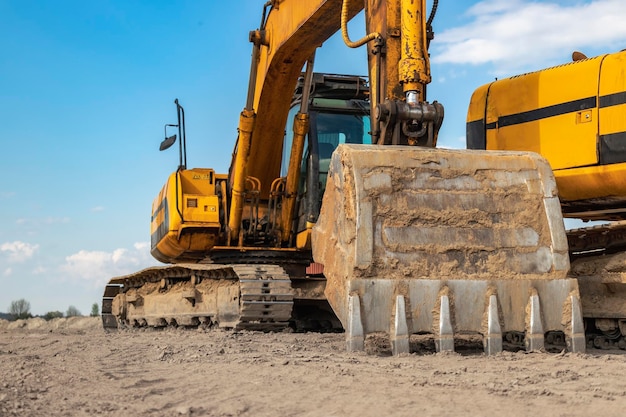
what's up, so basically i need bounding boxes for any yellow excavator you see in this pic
[102,0,604,355]
[468,50,626,349]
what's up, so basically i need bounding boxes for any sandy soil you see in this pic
[2,318,626,417]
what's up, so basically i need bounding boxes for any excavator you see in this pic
[101,0,602,355]
[468,49,626,350]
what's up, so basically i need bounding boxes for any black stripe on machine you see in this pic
[599,91,626,108]
[497,96,597,128]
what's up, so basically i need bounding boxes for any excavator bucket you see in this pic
[313,144,585,355]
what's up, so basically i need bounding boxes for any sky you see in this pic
[2,0,626,316]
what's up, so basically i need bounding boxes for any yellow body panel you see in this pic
[150,168,220,263]
[468,50,626,218]
[296,223,314,250]
[480,57,602,169]
[555,162,626,201]
[598,52,626,152]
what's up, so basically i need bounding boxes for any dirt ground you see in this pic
[2,318,626,417]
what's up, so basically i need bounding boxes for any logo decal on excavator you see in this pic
[192,174,212,180]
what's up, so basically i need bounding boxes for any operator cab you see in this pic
[280,73,371,246]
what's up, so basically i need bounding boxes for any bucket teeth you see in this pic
[526,290,545,352]
[484,294,503,355]
[391,296,410,355]
[435,294,455,353]
[568,294,586,353]
[344,283,586,355]
[346,294,365,352]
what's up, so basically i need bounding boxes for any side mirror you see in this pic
[159,134,177,151]
[160,101,186,169]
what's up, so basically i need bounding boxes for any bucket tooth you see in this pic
[526,290,545,352]
[435,293,454,353]
[484,294,503,355]
[346,294,365,352]
[391,295,410,356]
[567,294,586,353]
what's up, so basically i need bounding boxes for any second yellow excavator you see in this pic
[102,0,589,355]
[468,49,626,349]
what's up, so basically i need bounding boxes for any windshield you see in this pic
[281,108,371,177]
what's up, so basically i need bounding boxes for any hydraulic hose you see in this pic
[341,0,380,48]
[426,0,438,49]
[427,0,438,28]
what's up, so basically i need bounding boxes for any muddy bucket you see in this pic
[313,145,584,354]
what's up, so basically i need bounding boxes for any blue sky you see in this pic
[2,0,626,315]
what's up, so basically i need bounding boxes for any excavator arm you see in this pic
[229,0,363,242]
[228,0,444,243]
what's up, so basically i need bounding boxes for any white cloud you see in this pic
[1,241,40,263]
[133,242,149,251]
[91,206,105,212]
[60,242,159,288]
[438,136,466,149]
[4,268,12,276]
[16,217,70,226]
[0,191,15,200]
[433,0,626,74]
[32,266,46,275]
[435,68,467,84]
[111,248,126,263]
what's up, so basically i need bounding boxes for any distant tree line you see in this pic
[2,298,101,321]
[8,299,31,320]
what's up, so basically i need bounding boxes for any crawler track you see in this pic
[567,221,626,349]
[102,264,294,331]
[568,220,626,257]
